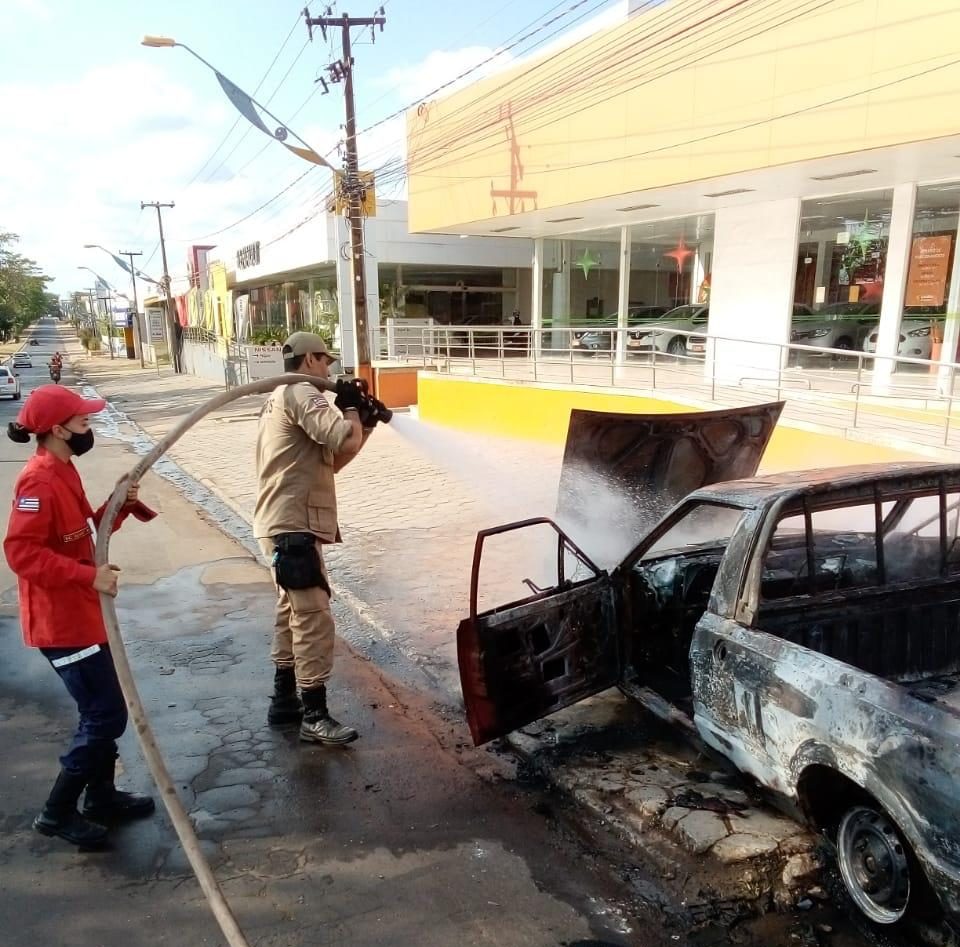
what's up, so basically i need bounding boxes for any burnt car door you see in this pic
[458,403,784,746]
[457,519,618,746]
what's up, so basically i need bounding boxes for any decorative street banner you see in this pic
[905,234,953,307]
[244,344,284,381]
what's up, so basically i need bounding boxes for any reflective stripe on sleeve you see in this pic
[50,644,101,668]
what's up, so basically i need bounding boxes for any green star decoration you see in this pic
[576,248,600,278]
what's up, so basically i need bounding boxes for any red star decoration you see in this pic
[664,238,695,273]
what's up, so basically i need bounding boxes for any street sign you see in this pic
[244,344,284,380]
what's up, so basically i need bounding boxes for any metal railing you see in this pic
[376,323,960,450]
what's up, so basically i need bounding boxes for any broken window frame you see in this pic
[746,476,960,619]
[468,516,603,621]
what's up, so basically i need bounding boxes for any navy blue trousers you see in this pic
[39,644,128,778]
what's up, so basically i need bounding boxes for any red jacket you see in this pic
[3,448,156,649]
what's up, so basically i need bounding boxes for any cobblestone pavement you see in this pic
[69,340,563,699]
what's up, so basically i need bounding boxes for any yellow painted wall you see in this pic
[407,0,960,232]
[417,374,926,472]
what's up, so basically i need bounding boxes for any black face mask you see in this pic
[65,428,95,457]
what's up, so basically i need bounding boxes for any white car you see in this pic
[0,366,22,399]
[626,304,709,357]
[12,352,32,368]
[863,317,939,360]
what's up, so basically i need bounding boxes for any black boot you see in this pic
[82,755,155,822]
[34,770,109,848]
[268,665,303,726]
[300,685,358,745]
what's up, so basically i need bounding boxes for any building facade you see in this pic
[404,0,960,389]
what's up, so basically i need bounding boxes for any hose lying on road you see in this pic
[94,374,340,947]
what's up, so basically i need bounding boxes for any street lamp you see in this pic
[140,34,332,170]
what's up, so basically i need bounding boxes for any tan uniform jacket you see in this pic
[253,383,353,542]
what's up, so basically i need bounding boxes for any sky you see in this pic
[0,0,627,296]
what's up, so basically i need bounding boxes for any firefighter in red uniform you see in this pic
[4,385,157,849]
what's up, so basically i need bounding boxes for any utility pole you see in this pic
[304,7,385,382]
[141,201,182,373]
[120,249,146,368]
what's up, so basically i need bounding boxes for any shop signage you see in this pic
[148,311,165,343]
[244,344,284,381]
[236,241,261,270]
[905,234,953,307]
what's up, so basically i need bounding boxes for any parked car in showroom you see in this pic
[863,309,944,361]
[571,306,670,354]
[0,366,22,399]
[790,301,879,355]
[688,304,814,357]
[626,304,709,357]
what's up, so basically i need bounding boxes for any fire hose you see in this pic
[93,374,391,947]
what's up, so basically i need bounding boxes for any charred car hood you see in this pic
[556,401,784,559]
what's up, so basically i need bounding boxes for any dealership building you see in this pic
[404,0,960,390]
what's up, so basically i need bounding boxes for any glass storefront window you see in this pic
[901,183,960,364]
[793,190,892,352]
[628,214,714,319]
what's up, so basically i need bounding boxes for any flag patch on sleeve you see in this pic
[16,497,40,512]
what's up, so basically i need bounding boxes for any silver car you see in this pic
[790,302,879,354]
[627,304,708,357]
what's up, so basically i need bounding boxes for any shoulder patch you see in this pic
[309,395,329,410]
[16,496,40,512]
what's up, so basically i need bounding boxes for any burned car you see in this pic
[457,403,960,935]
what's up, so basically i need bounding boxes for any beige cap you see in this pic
[282,331,335,361]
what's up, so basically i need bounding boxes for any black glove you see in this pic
[358,395,388,430]
[334,378,365,413]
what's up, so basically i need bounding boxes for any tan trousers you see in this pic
[258,538,335,690]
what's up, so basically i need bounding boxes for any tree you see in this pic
[0,230,52,341]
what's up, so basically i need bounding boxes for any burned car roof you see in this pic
[688,461,960,509]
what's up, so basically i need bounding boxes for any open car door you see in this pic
[457,519,619,746]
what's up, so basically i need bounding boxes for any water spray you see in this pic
[93,373,390,947]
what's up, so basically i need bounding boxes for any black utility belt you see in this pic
[270,532,331,594]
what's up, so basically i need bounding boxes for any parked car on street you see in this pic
[458,403,960,938]
[570,306,670,354]
[790,301,879,354]
[12,352,32,369]
[0,366,22,399]
[626,304,709,357]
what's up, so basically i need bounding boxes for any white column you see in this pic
[532,238,544,356]
[334,217,358,370]
[551,242,571,351]
[938,203,960,394]
[873,182,916,392]
[616,226,631,363]
[707,197,801,382]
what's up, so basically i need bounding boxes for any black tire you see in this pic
[834,337,854,353]
[13,392,21,400]
[667,336,686,357]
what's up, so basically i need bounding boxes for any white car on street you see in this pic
[0,366,22,399]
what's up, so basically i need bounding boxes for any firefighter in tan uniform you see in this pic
[254,332,374,744]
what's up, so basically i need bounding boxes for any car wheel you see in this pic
[835,337,854,352]
[666,336,686,357]
[13,392,21,400]
[836,806,912,925]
